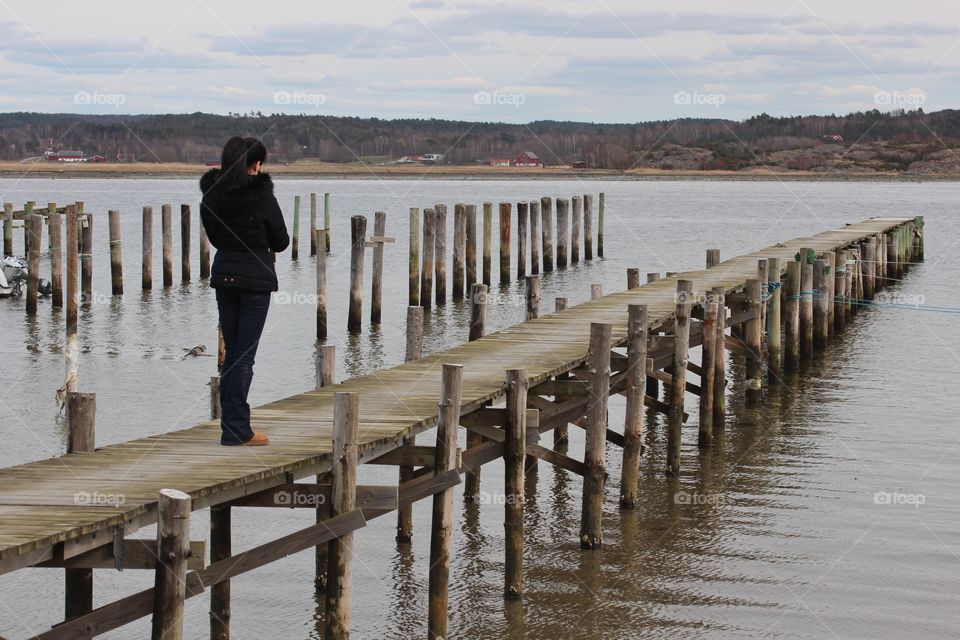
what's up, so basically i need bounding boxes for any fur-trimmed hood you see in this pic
[199,169,275,209]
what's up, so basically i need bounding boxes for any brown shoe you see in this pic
[243,432,269,446]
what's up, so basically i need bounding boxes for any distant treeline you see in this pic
[1,108,958,169]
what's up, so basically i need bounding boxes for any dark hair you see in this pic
[219,136,268,189]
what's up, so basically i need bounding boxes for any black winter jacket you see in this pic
[199,170,290,291]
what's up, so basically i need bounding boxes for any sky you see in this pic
[0,0,956,123]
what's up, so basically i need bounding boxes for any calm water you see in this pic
[0,177,957,639]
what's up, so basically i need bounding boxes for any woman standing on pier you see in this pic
[200,137,289,446]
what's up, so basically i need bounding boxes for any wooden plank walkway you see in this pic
[0,217,913,575]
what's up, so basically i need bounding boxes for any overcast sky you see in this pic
[0,0,956,122]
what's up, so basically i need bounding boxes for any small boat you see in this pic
[0,256,28,298]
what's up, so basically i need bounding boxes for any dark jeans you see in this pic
[216,288,271,444]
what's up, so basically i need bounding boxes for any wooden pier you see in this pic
[0,216,923,639]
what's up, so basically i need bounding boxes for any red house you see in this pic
[513,151,541,167]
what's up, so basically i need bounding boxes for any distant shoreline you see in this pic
[0,162,956,181]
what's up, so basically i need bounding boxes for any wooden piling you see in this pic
[862,241,876,299]
[324,193,331,253]
[647,272,661,284]
[348,215,367,333]
[466,204,477,287]
[200,223,211,280]
[427,364,463,638]
[581,322,611,547]
[26,213,41,314]
[571,196,581,263]
[310,193,318,256]
[107,210,124,296]
[161,205,173,287]
[151,488,191,640]
[397,309,422,541]
[291,195,301,261]
[784,261,801,371]
[49,210,63,308]
[314,345,336,592]
[23,202,33,260]
[745,279,762,404]
[324,392,359,640]
[65,391,95,622]
[465,284,487,501]
[597,192,605,258]
[834,252,846,333]
[435,205,447,304]
[668,281,692,476]
[516,202,527,280]
[499,202,511,285]
[712,287,726,431]
[814,259,830,349]
[583,194,593,260]
[482,202,493,286]
[540,197,554,272]
[408,208,420,306]
[591,283,603,300]
[887,232,900,279]
[371,212,386,324]
[316,229,328,340]
[879,235,887,286]
[209,504,231,640]
[553,297,569,447]
[65,207,79,394]
[420,208,435,310]
[699,301,718,447]
[2,202,12,256]
[627,268,640,290]
[180,204,191,282]
[826,252,837,334]
[452,204,466,299]
[556,198,569,269]
[706,249,720,268]
[800,252,814,358]
[504,367,528,597]
[619,304,647,509]
[529,201,541,275]
[525,275,540,320]
[142,206,153,290]
[766,258,782,381]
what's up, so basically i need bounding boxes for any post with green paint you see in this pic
[292,195,301,261]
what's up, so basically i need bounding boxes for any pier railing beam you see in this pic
[581,322,611,547]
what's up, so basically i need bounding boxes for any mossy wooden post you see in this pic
[452,203,466,299]
[597,192,605,258]
[151,488,191,640]
[210,502,231,640]
[324,192,331,253]
[106,210,124,296]
[844,259,854,321]
[464,284,487,501]
[316,230,328,340]
[862,241,876,300]
[2,202,12,256]
[583,194,593,260]
[324,392,359,640]
[540,196,554,272]
[482,202,493,286]
[619,304,647,509]
[571,195,582,263]
[552,297,570,447]
[745,278,762,404]
[141,206,153,290]
[504,367,528,598]
[435,204,447,304]
[49,210,63,308]
[498,202,511,285]
[180,204,191,282]
[706,248,720,268]
[668,280,693,476]
[370,211,386,324]
[516,202,528,280]
[814,259,830,349]
[556,198,569,269]
[199,222,211,280]
[466,204,477,287]
[525,275,540,320]
[291,195,301,261]
[420,208,435,310]
[348,215,367,333]
[65,207,79,395]
[766,257,782,381]
[627,268,640,289]
[581,322,611,548]
[800,250,814,359]
[712,286,726,431]
[428,363,463,638]
[408,208,420,306]
[529,201,541,275]
[397,309,422,540]
[784,261,800,370]
[310,192,318,256]
[833,251,846,333]
[26,213,40,314]
[161,204,173,287]
[698,300,718,447]
[65,391,95,622]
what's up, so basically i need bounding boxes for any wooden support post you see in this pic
[161,204,173,287]
[699,300,718,447]
[525,275,540,320]
[581,322,611,547]
[767,258,782,381]
[553,297,569,447]
[888,232,900,279]
[65,207,79,394]
[452,204,466,299]
[784,261,801,371]
[180,204,191,282]
[142,206,153,290]
[324,392,359,640]
[65,391,95,623]
[844,259,853,321]
[408,208,420,306]
[428,364,463,638]
[834,251,846,332]
[514,201,527,281]
[324,192,331,253]
[814,259,830,349]
[464,284,486,501]
[420,208,435,310]
[878,235,887,286]
[627,268,640,289]
[619,305,647,509]
[826,252,836,334]
[2,202,12,256]
[317,229,327,340]
[107,210,123,296]
[668,281,692,476]
[466,204,477,287]
[209,503,231,640]
[49,210,63,308]
[397,309,422,541]
[800,252,814,359]
[435,204,447,304]
[529,201,541,275]
[571,195,581,263]
[706,249,720,268]
[745,278,762,404]
[591,283,603,300]
[647,272,661,284]
[316,345,335,591]
[712,287,726,431]
[310,192,318,257]
[348,215,367,333]
[26,213,41,314]
[200,221,211,280]
[210,375,221,420]
[370,212,386,323]
[583,194,593,260]
[504,367,528,596]
[862,241,875,300]
[151,488,191,640]
[291,195,301,261]
[597,192,605,258]
[23,201,33,260]
[498,202,511,285]
[556,198,569,269]
[482,202,492,286]
[540,197,554,272]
